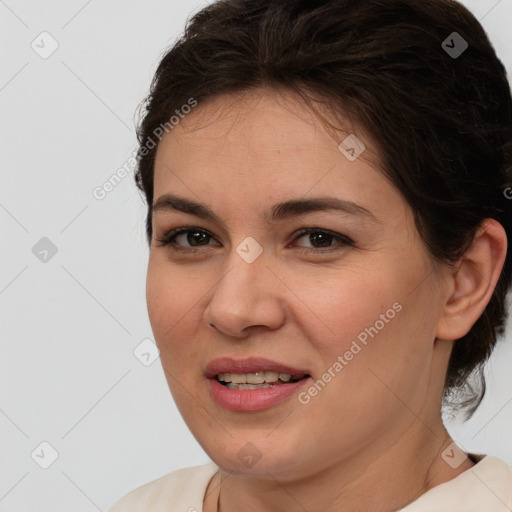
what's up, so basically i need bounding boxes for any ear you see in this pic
[436,218,508,341]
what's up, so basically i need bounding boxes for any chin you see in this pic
[200,433,306,478]
[211,451,297,477]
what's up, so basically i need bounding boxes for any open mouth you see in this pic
[216,371,310,390]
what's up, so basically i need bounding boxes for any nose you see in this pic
[203,253,286,338]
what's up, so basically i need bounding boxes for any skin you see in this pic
[146,87,507,512]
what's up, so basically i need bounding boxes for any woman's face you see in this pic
[146,88,452,480]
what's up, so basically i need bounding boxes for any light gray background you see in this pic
[1,1,511,510]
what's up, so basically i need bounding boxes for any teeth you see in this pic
[262,371,279,382]
[226,383,273,390]
[246,372,265,384]
[230,373,247,384]
[218,371,291,384]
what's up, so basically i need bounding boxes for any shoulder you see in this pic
[399,454,512,511]
[107,462,219,512]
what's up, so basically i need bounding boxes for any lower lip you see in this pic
[208,377,310,411]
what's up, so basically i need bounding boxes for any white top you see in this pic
[107,454,512,511]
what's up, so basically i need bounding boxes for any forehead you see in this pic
[151,87,408,231]
[154,87,380,177]
[164,88,370,149]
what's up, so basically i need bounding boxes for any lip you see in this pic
[205,357,312,412]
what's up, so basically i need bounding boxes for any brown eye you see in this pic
[155,227,219,250]
[292,228,353,253]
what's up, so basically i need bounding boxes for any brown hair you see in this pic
[134,0,512,420]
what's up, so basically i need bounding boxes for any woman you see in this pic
[108,0,512,510]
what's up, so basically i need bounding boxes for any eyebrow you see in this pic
[152,194,381,226]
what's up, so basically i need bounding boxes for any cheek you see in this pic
[304,267,433,400]
[145,260,215,389]
[301,270,401,353]
[146,263,194,359]
[146,265,172,338]
[146,260,203,332]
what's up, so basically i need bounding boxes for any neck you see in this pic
[208,420,474,512]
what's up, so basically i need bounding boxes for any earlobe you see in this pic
[436,218,508,341]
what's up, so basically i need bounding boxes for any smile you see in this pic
[216,371,304,390]
[205,357,312,411]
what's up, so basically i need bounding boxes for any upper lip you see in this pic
[205,357,311,379]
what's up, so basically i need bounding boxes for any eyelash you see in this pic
[154,226,354,255]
